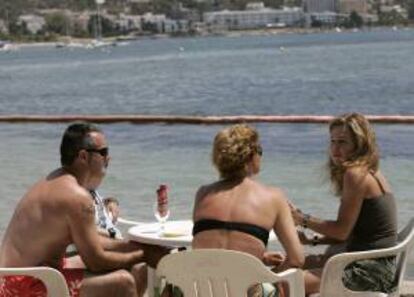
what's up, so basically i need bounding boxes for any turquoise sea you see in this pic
[0,28,413,276]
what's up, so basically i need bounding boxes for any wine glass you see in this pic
[153,202,170,232]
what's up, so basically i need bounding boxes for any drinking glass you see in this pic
[153,202,170,231]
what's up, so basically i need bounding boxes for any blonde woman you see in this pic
[192,124,304,296]
[291,113,397,295]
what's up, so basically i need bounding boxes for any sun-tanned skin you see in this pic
[290,114,395,296]
[0,125,169,297]
[193,125,304,271]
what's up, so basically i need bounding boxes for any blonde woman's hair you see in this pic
[328,113,379,195]
[212,124,260,180]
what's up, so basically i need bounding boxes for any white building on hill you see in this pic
[18,15,46,34]
[203,6,304,30]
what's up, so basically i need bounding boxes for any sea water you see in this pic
[0,28,413,276]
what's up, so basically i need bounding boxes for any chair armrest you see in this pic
[0,267,71,297]
[320,247,401,296]
[275,268,306,297]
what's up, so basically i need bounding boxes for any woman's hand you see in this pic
[297,230,312,245]
[288,202,303,226]
[262,251,285,267]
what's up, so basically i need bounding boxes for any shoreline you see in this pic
[6,25,414,48]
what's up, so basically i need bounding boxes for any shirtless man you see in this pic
[0,122,168,297]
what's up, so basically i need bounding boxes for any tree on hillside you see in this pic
[408,0,414,19]
[88,14,118,37]
[45,13,70,35]
[347,11,364,28]
[0,0,28,24]
[379,9,407,25]
[9,20,30,36]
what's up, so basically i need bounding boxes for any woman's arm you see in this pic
[291,168,367,241]
[272,190,305,272]
[297,230,342,246]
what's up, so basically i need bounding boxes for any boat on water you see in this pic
[84,0,117,49]
[56,39,117,49]
[85,39,117,49]
[55,0,117,50]
[55,40,88,49]
[0,41,18,52]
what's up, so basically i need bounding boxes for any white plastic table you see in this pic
[128,220,194,247]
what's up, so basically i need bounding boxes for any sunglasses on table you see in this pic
[85,147,109,157]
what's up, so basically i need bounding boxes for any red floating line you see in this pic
[0,115,413,124]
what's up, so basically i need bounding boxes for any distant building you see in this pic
[141,12,167,32]
[73,12,91,32]
[306,11,348,26]
[162,19,189,34]
[380,4,408,18]
[115,14,142,32]
[139,13,190,34]
[246,2,266,10]
[203,7,304,31]
[18,14,46,34]
[303,0,338,12]
[339,0,369,14]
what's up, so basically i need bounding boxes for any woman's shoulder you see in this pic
[255,182,288,204]
[196,180,223,195]
[343,166,373,194]
[344,166,369,181]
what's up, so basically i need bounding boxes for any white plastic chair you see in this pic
[314,218,414,297]
[0,266,71,297]
[156,248,305,297]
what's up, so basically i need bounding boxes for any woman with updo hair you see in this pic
[192,124,304,296]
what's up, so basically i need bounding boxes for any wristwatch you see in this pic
[108,227,116,239]
[312,235,320,246]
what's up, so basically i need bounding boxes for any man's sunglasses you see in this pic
[86,147,109,157]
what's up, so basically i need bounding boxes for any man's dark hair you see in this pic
[60,122,102,166]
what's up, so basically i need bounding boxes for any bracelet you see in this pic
[302,214,311,229]
[312,235,320,246]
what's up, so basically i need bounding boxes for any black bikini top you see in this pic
[192,218,269,246]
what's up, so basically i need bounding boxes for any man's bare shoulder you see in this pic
[42,169,92,208]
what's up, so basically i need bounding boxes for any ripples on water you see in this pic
[1,28,414,115]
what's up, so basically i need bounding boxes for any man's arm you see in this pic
[98,234,171,268]
[67,192,145,272]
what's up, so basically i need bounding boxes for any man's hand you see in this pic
[262,251,285,267]
[142,244,172,268]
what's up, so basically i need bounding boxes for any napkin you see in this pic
[160,229,187,237]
